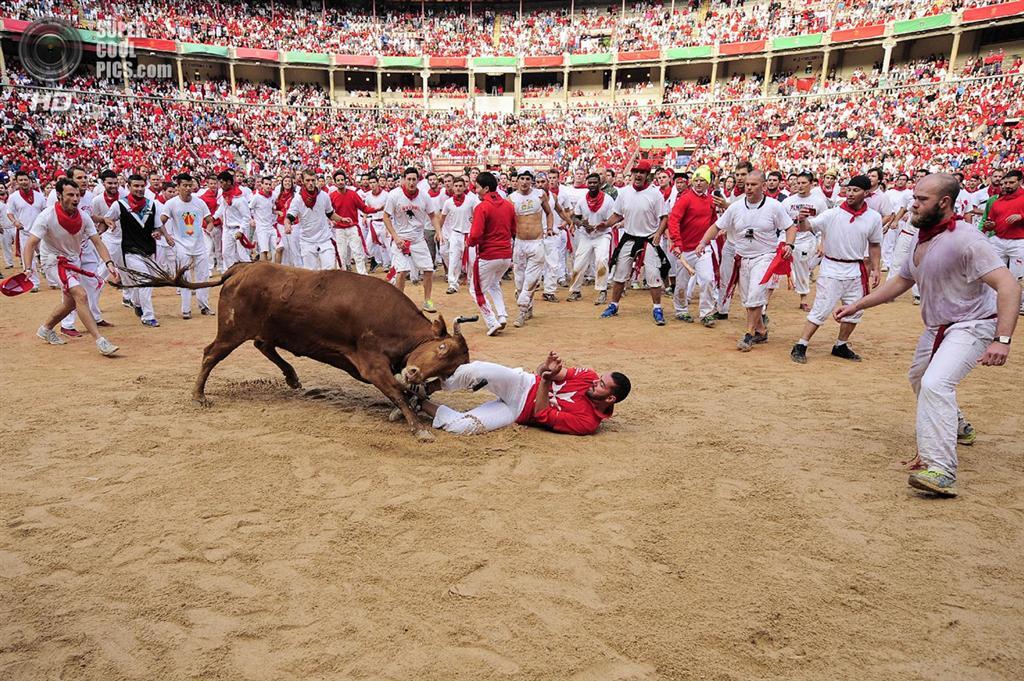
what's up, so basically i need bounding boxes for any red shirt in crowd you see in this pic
[667,188,716,252]
[516,367,612,436]
[329,188,372,227]
[469,192,516,260]
[989,188,1024,240]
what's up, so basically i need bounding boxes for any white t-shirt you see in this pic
[440,193,480,235]
[216,189,253,229]
[29,206,97,259]
[573,192,615,233]
[92,194,122,244]
[807,205,884,279]
[384,187,435,240]
[162,195,211,255]
[865,189,894,219]
[287,191,334,245]
[612,184,668,238]
[363,190,388,225]
[249,192,277,232]
[782,192,831,249]
[716,196,793,258]
[7,190,45,229]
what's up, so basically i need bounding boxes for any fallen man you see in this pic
[418,352,630,435]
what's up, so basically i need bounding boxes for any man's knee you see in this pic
[918,369,952,398]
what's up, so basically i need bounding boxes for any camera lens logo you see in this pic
[19,18,83,82]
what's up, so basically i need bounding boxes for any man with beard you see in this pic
[782,172,832,312]
[835,174,1019,497]
[713,161,752,320]
[790,175,882,364]
[983,169,1024,315]
[567,173,614,305]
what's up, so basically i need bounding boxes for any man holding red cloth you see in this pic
[790,175,883,364]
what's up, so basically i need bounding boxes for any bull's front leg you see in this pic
[349,352,434,442]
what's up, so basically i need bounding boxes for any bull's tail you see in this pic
[113,257,250,291]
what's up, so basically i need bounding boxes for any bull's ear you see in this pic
[431,314,449,338]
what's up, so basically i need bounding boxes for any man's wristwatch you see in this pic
[997,336,1012,345]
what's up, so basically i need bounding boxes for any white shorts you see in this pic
[391,236,434,273]
[807,276,866,325]
[737,252,774,309]
[43,255,84,291]
[612,241,663,287]
[256,227,278,253]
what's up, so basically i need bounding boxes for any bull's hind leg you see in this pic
[192,337,246,405]
[254,340,302,389]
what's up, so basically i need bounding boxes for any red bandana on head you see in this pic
[300,186,319,208]
[19,188,35,204]
[222,184,242,206]
[402,186,420,200]
[839,201,868,223]
[126,194,147,213]
[55,202,82,235]
[917,215,957,244]
[585,191,604,214]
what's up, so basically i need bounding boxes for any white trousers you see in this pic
[790,237,817,296]
[256,226,278,255]
[570,231,611,293]
[889,228,920,297]
[881,226,898,269]
[175,247,211,313]
[432,361,535,435]
[447,231,468,288]
[513,238,546,308]
[717,239,736,314]
[807,276,865,326]
[370,222,391,268]
[0,227,13,266]
[207,225,223,270]
[672,249,718,318]
[301,240,337,271]
[989,236,1024,312]
[280,230,302,267]
[335,227,367,274]
[543,231,567,293]
[123,252,157,321]
[221,226,252,269]
[907,319,996,478]
[469,251,510,329]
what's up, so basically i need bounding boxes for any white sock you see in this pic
[835,340,847,347]
[652,304,662,311]
[797,339,808,346]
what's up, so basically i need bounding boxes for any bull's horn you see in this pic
[452,315,479,336]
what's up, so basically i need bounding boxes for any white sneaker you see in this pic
[96,337,119,356]
[37,326,66,345]
[486,324,501,336]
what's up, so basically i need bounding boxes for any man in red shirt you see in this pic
[329,169,380,275]
[468,171,516,336]
[983,169,1024,315]
[419,351,629,436]
[667,165,719,327]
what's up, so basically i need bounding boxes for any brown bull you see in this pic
[120,261,475,440]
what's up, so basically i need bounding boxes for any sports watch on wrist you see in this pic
[997,336,1012,345]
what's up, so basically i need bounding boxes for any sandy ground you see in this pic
[1,270,1022,681]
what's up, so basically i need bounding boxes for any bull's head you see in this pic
[398,315,476,388]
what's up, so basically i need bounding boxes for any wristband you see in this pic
[105,260,114,266]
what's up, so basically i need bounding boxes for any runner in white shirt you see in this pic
[362,176,390,269]
[508,169,553,327]
[567,173,615,304]
[714,161,753,319]
[437,176,479,295]
[20,178,120,356]
[696,170,796,351]
[383,167,439,313]
[161,174,215,318]
[215,171,255,269]
[882,173,913,270]
[284,170,345,271]
[790,175,883,364]
[249,176,278,262]
[781,172,832,312]
[92,169,131,308]
[0,188,12,268]
[7,171,46,291]
[540,169,571,291]
[599,160,671,326]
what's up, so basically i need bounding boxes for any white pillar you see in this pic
[820,49,830,87]
[947,31,962,81]
[762,55,771,97]
[176,57,184,96]
[229,61,236,97]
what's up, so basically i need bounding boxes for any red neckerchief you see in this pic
[765,189,780,199]
[452,194,466,207]
[660,185,672,200]
[259,190,273,198]
[55,202,82,235]
[126,193,147,213]
[917,215,957,244]
[732,187,744,197]
[275,187,294,210]
[585,190,604,213]
[103,190,118,207]
[19,188,35,204]
[402,186,420,200]
[573,183,587,189]
[371,189,382,196]
[838,201,868,223]
[300,186,319,209]
[222,184,242,206]
[156,194,168,204]
[549,184,559,196]
[428,188,441,198]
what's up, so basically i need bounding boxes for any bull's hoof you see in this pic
[193,396,212,407]
[286,377,302,390]
[415,429,435,443]
[388,407,404,422]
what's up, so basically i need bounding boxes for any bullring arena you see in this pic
[2,0,1024,679]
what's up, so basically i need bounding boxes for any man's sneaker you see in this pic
[567,291,582,302]
[497,317,507,330]
[96,337,119,356]
[60,327,83,338]
[31,285,39,293]
[714,312,729,320]
[752,331,769,344]
[200,306,215,316]
[630,281,642,290]
[122,298,134,308]
[513,309,528,328]
[831,344,861,361]
[653,308,666,326]
[701,314,716,328]
[422,299,437,313]
[737,333,754,352]
[557,277,568,288]
[96,319,113,327]
[675,311,693,323]
[957,423,976,446]
[182,312,192,320]
[37,326,67,345]
[790,343,807,364]
[542,293,559,303]
[142,318,160,327]
[445,286,457,295]
[525,306,534,321]
[912,296,921,306]
[134,305,144,318]
[908,469,958,497]
[486,324,501,337]
[595,290,607,306]
[599,303,619,318]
